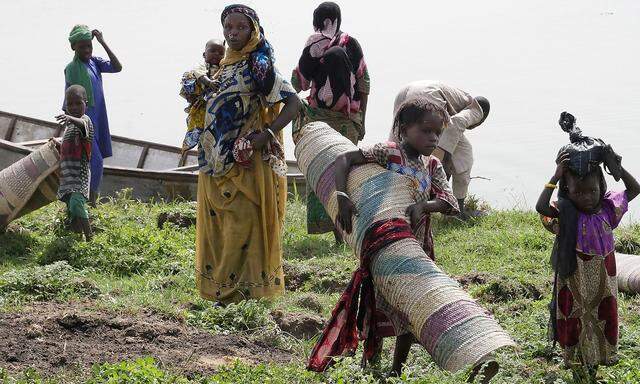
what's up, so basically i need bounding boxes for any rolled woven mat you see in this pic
[616,253,640,293]
[295,122,515,371]
[0,139,60,229]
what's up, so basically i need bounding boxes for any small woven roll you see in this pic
[616,253,640,293]
[0,140,60,228]
[295,121,515,372]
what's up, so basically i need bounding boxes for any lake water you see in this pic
[1,0,639,221]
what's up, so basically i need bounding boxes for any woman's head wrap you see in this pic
[221,4,260,25]
[219,4,273,67]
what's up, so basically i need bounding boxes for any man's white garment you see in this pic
[392,81,483,199]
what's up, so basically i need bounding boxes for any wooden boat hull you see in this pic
[0,110,307,202]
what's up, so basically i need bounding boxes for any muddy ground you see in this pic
[0,301,293,377]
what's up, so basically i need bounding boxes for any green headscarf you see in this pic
[65,25,94,107]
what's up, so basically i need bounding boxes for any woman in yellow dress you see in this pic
[195,4,301,304]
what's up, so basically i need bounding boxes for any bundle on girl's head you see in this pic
[557,111,622,181]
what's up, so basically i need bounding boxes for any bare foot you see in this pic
[333,228,344,246]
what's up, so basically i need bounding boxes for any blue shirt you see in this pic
[65,56,118,158]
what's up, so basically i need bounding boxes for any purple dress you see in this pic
[65,56,119,193]
[541,190,628,367]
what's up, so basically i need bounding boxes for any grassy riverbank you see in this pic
[1,192,640,383]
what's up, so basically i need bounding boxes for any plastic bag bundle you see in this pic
[558,111,621,180]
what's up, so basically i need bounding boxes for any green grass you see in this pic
[1,193,640,383]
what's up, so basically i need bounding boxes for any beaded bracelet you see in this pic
[335,191,350,199]
[266,128,277,139]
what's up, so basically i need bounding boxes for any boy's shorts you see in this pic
[64,192,89,220]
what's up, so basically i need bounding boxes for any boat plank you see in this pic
[4,117,17,141]
[137,145,150,169]
[144,147,182,170]
[0,115,14,140]
[179,151,188,167]
[13,119,59,142]
[104,141,144,168]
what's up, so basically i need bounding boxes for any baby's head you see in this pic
[64,85,87,118]
[68,25,93,62]
[204,39,225,66]
[393,98,449,156]
[560,167,607,214]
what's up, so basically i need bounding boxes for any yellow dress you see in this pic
[195,43,295,303]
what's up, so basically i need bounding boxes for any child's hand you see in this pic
[405,202,424,229]
[201,77,220,92]
[553,150,570,182]
[92,29,104,44]
[55,114,71,126]
[603,144,623,181]
[336,195,356,234]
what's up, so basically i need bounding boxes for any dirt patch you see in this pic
[157,212,196,229]
[476,277,544,303]
[271,310,326,339]
[0,301,293,376]
[295,294,323,313]
[283,262,312,291]
[283,262,348,293]
[455,272,491,288]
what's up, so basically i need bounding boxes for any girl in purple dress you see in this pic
[537,131,639,381]
[64,25,122,205]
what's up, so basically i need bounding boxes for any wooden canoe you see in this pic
[0,110,305,202]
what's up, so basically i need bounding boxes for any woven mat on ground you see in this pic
[295,122,515,371]
[0,140,60,229]
[616,253,640,293]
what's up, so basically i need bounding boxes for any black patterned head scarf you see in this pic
[221,4,260,26]
[219,4,274,68]
[313,2,341,37]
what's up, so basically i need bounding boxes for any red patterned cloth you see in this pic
[232,130,287,177]
[307,218,415,372]
[361,141,459,258]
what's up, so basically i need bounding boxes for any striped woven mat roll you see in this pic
[616,253,640,293]
[0,140,60,229]
[295,122,515,371]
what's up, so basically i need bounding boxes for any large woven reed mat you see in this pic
[294,122,515,371]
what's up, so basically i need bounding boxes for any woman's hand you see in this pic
[251,131,271,150]
[553,150,570,182]
[405,201,425,228]
[336,195,357,234]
